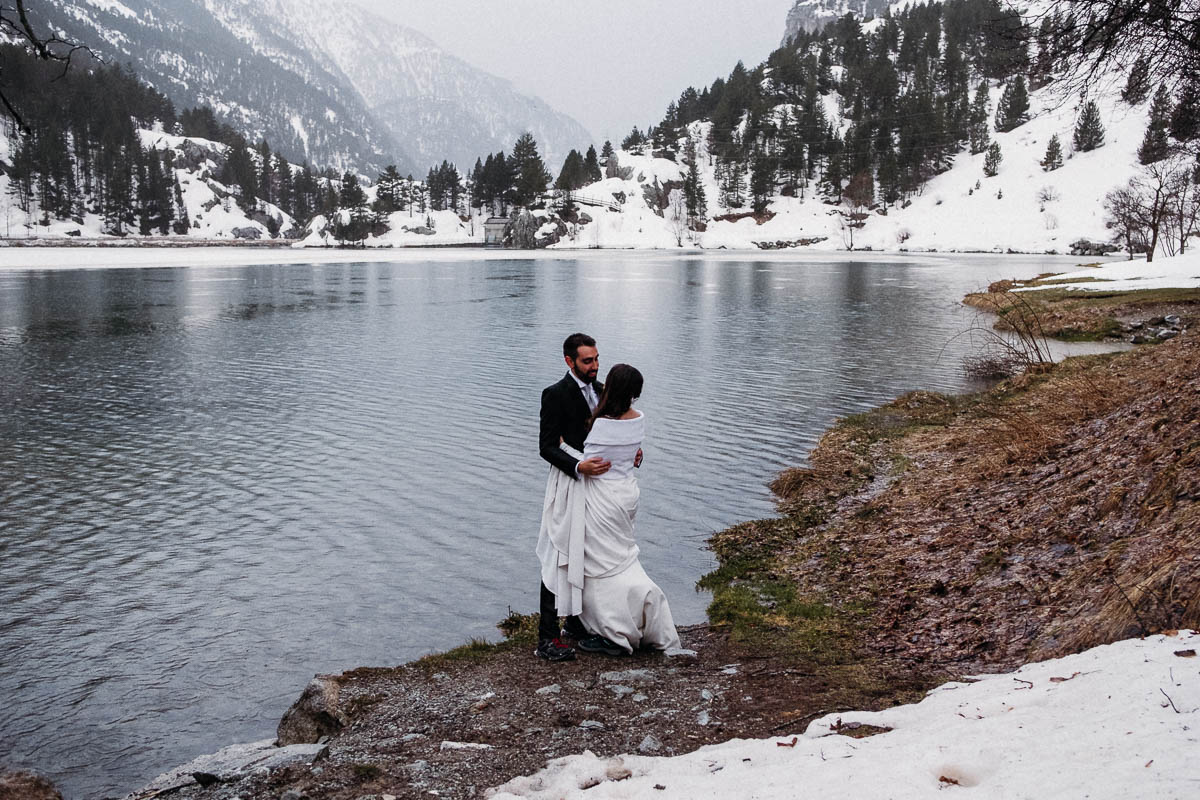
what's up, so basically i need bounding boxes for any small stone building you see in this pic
[483,217,509,246]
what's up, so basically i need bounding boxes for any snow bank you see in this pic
[1021,250,1200,292]
[490,632,1200,799]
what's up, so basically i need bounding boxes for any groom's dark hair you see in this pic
[563,332,596,359]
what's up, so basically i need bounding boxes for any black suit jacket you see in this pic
[539,372,602,479]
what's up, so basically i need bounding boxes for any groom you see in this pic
[534,332,612,661]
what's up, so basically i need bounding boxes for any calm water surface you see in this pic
[0,252,1116,797]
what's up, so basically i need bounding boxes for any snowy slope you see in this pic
[550,57,1158,253]
[0,124,295,240]
[492,631,1200,799]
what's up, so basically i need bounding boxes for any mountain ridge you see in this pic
[19,0,593,175]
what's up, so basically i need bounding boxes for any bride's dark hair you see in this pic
[590,363,643,428]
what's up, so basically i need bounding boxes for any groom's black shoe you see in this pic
[535,637,576,662]
[576,635,626,657]
[561,619,589,642]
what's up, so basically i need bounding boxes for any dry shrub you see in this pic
[959,291,1054,378]
[1063,518,1200,652]
[962,350,1022,379]
[969,367,1130,474]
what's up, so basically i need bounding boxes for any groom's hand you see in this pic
[577,457,611,476]
[634,449,643,468]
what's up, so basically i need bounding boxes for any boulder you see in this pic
[605,153,621,180]
[172,140,218,172]
[1069,238,1119,256]
[0,770,63,800]
[509,211,540,249]
[231,226,262,240]
[277,676,348,745]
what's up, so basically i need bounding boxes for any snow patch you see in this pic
[490,632,1200,799]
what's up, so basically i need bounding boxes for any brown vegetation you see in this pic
[963,283,1200,341]
[739,331,1200,672]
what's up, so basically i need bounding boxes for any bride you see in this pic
[574,364,680,656]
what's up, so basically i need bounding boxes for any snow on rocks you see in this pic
[488,632,1200,799]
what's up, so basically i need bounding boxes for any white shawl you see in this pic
[535,443,587,617]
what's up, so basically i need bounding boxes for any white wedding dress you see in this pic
[575,412,680,653]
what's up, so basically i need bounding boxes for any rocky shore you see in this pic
[4,287,1197,800]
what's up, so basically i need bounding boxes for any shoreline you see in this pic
[0,236,1127,256]
[111,284,1198,799]
[0,246,1108,274]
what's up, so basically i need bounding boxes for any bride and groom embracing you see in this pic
[534,332,681,662]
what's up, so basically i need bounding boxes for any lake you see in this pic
[0,250,1120,797]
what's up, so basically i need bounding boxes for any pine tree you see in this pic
[983,141,1002,176]
[375,165,403,213]
[583,145,601,183]
[1121,55,1151,104]
[432,165,451,211]
[1041,134,1063,171]
[682,137,707,224]
[555,149,586,191]
[749,149,775,214]
[1169,80,1200,142]
[510,132,551,208]
[1031,15,1056,88]
[968,82,991,154]
[335,171,371,244]
[444,162,462,212]
[1073,101,1106,152]
[339,171,367,209]
[1138,85,1173,164]
[877,142,901,204]
[257,140,273,205]
[600,140,614,163]
[994,76,1030,132]
[274,153,293,217]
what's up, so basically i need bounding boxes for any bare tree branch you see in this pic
[0,1,96,134]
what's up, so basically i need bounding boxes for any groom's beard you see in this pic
[571,364,597,384]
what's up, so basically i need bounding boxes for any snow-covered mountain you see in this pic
[782,0,893,41]
[25,0,592,175]
[25,0,410,173]
[272,0,593,172]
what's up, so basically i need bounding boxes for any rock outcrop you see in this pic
[781,0,892,43]
[276,676,349,745]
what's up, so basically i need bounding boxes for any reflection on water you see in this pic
[0,253,1117,797]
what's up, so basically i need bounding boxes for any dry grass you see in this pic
[712,330,1200,673]
[964,285,1200,341]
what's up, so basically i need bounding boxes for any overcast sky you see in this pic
[352,0,797,144]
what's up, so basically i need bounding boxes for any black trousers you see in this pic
[539,582,586,641]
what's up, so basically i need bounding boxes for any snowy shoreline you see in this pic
[0,244,1104,272]
[491,632,1200,799]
